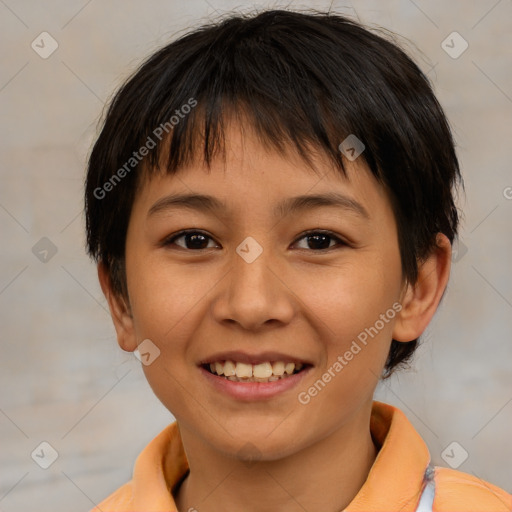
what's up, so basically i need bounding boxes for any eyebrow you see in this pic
[148,192,369,219]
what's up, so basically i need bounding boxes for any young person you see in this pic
[85,9,511,512]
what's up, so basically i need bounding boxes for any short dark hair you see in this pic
[85,9,462,378]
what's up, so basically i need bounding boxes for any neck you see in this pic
[173,404,378,512]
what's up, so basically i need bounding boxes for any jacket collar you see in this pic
[129,401,431,511]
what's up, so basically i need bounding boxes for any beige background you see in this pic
[1,1,511,510]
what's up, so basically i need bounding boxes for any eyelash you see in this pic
[162,229,349,252]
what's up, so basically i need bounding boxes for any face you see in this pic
[117,122,407,460]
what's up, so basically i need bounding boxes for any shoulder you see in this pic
[433,466,512,511]
[89,481,134,512]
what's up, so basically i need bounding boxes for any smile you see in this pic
[203,360,306,383]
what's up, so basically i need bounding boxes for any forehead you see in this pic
[134,121,392,224]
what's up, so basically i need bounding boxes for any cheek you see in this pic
[293,256,402,408]
[127,261,209,413]
[127,255,208,340]
[292,266,399,419]
[294,256,401,340]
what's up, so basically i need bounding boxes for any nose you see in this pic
[211,238,296,331]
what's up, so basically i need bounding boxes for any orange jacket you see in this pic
[91,401,511,511]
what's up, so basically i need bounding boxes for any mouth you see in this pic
[201,360,310,383]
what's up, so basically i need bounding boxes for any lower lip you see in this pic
[199,365,312,401]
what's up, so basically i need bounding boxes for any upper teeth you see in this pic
[209,360,303,378]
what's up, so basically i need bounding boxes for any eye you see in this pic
[163,230,219,251]
[163,229,347,252]
[292,230,347,251]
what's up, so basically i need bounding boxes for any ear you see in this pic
[97,262,138,352]
[392,233,452,342]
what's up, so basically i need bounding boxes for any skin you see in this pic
[99,120,451,512]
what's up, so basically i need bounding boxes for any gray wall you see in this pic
[1,1,511,511]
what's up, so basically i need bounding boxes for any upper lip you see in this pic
[199,350,312,366]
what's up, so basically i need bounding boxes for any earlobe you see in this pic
[97,262,138,352]
[392,233,452,342]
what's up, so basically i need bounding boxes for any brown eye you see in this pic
[293,231,346,251]
[163,229,347,252]
[164,231,218,250]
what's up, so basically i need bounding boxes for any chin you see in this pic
[211,422,305,462]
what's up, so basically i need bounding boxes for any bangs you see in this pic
[127,13,390,184]
[146,100,344,181]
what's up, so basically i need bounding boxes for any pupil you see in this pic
[308,234,330,250]
[187,233,207,249]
